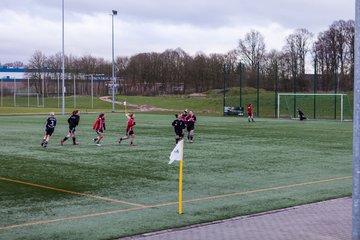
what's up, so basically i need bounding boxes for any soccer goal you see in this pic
[14,92,41,107]
[277,93,352,121]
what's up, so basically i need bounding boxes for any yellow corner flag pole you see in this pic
[169,139,184,215]
[178,159,183,215]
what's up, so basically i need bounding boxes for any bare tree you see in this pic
[27,50,47,94]
[313,20,354,91]
[284,28,313,91]
[208,53,225,90]
[284,28,313,76]
[4,61,24,68]
[15,19,356,96]
[238,30,266,70]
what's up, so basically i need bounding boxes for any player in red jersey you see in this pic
[92,113,106,146]
[181,109,188,135]
[247,103,255,122]
[181,109,188,122]
[118,113,136,146]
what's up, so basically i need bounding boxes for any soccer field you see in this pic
[0,113,353,240]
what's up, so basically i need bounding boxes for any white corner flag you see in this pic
[169,139,185,214]
[169,140,184,164]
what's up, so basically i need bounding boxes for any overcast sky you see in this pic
[0,0,355,65]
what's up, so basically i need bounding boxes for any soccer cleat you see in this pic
[118,138,122,144]
[60,140,64,145]
[73,142,78,145]
[130,143,136,147]
[41,142,44,146]
[96,143,101,146]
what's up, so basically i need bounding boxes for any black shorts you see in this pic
[69,126,76,133]
[96,129,103,134]
[187,126,194,132]
[127,130,134,136]
[175,130,184,138]
[46,129,54,136]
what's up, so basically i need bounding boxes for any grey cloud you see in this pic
[5,0,353,27]
[0,0,354,64]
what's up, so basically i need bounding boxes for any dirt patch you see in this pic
[98,95,217,114]
[99,96,177,112]
[187,93,207,98]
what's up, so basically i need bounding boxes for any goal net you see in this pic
[14,92,41,107]
[277,93,352,121]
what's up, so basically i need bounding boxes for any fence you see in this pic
[0,75,110,109]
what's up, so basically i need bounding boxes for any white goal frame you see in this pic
[277,93,348,122]
[14,92,40,107]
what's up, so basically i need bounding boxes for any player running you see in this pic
[172,113,186,144]
[186,110,197,143]
[247,103,255,122]
[181,109,188,122]
[92,113,106,146]
[61,110,80,145]
[41,112,57,148]
[118,113,136,146]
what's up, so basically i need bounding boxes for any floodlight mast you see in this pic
[111,10,117,113]
[61,0,65,115]
[353,0,360,239]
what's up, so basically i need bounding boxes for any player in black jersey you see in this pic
[297,108,307,121]
[61,110,80,145]
[186,110,197,143]
[172,113,186,144]
[41,112,57,148]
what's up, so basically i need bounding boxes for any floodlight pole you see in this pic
[111,10,117,113]
[239,62,243,108]
[61,0,65,115]
[223,64,227,116]
[274,62,278,118]
[353,0,360,239]
[1,78,3,107]
[91,74,94,109]
[256,62,260,117]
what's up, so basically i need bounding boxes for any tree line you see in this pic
[1,19,354,96]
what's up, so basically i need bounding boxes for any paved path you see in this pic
[121,197,351,240]
[99,96,177,112]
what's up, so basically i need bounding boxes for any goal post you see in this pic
[14,92,40,107]
[277,93,352,122]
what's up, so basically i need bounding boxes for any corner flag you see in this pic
[169,140,184,164]
[168,139,184,214]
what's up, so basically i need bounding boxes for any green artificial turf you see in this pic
[0,113,352,239]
